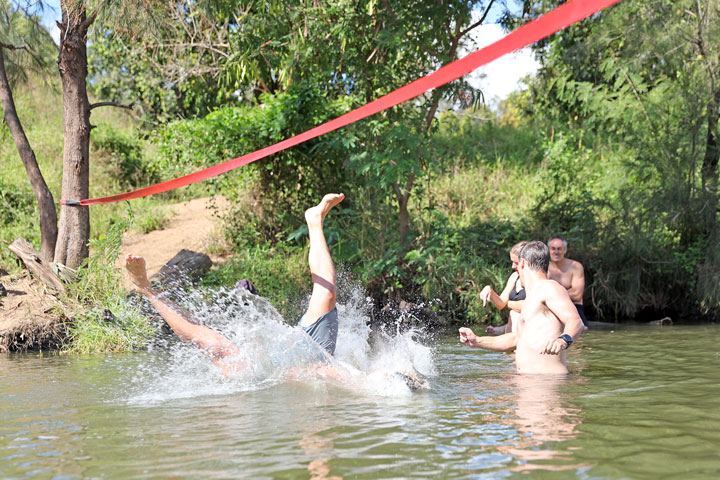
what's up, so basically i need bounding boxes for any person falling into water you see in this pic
[459,241,585,374]
[125,193,426,388]
[125,193,344,377]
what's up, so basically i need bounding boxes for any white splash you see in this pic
[127,281,436,405]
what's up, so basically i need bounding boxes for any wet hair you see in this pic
[510,241,528,257]
[519,241,550,272]
[548,235,568,248]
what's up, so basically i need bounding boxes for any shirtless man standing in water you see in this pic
[548,235,588,328]
[459,241,584,374]
[124,193,345,376]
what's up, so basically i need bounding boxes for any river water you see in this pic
[1,287,719,479]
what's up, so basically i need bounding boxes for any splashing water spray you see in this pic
[127,275,436,404]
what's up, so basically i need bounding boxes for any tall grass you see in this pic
[61,206,155,353]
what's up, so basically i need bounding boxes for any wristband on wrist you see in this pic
[558,334,573,348]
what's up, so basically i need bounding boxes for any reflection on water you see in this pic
[2,291,720,479]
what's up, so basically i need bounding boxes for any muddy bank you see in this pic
[0,272,67,352]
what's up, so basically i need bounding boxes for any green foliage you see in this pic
[156,83,354,234]
[132,205,173,234]
[88,34,225,123]
[0,177,35,226]
[508,0,720,319]
[403,208,527,324]
[63,296,155,354]
[0,176,40,270]
[91,124,158,189]
[69,211,131,305]
[0,0,57,86]
[434,109,543,169]
[533,134,601,240]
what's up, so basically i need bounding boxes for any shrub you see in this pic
[91,124,158,189]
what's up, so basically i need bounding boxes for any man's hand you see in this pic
[459,327,478,347]
[479,285,493,306]
[485,325,505,335]
[541,337,568,355]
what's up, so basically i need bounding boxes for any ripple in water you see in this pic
[127,281,436,405]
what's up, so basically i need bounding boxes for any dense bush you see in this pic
[91,124,159,189]
[155,83,356,236]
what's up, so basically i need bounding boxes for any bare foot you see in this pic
[305,193,345,227]
[125,254,151,291]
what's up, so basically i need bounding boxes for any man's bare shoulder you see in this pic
[539,278,568,295]
[566,257,584,273]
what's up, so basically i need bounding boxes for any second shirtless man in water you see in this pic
[459,241,584,374]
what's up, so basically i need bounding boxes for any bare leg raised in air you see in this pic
[298,193,344,355]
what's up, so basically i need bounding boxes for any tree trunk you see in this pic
[54,3,95,268]
[701,86,720,277]
[701,88,720,200]
[393,173,415,238]
[0,47,58,262]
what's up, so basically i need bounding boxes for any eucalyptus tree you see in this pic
[54,0,157,268]
[0,1,58,261]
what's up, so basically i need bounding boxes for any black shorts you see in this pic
[574,303,589,326]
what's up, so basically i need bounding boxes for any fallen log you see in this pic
[8,238,65,294]
[649,317,673,326]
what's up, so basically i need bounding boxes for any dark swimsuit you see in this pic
[509,284,526,301]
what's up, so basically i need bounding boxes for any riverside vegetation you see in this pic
[1,0,718,352]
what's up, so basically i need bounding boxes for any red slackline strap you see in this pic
[62,0,622,206]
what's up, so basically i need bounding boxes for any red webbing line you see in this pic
[64,0,621,206]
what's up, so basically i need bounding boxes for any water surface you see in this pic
[2,311,719,479]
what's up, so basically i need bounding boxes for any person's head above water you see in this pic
[509,241,528,271]
[548,235,568,263]
[519,241,550,273]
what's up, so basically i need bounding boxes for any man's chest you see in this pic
[549,265,573,289]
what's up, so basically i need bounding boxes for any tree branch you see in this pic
[0,42,28,51]
[380,0,397,21]
[81,9,99,30]
[89,101,134,111]
[459,0,496,38]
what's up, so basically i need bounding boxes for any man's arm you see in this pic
[143,289,241,363]
[542,283,584,354]
[567,261,585,304]
[459,327,517,353]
